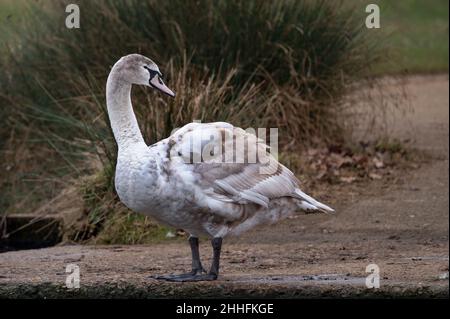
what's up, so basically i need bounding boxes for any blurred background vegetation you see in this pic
[374,0,448,74]
[0,0,448,244]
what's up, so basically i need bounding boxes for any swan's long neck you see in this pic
[106,70,146,149]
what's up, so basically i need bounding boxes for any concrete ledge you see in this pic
[0,280,447,299]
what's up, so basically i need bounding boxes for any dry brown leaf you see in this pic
[339,176,357,183]
[369,173,382,180]
[372,157,384,169]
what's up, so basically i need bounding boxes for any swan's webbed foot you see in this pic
[149,236,223,282]
[152,270,217,282]
[150,268,207,281]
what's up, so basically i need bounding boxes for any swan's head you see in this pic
[114,54,175,97]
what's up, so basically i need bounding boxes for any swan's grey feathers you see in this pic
[168,123,301,204]
[154,122,334,231]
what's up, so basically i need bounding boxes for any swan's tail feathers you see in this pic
[293,189,335,214]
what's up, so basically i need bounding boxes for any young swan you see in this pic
[106,54,334,282]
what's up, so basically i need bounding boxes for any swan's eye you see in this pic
[143,66,159,79]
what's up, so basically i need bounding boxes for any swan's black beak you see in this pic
[150,75,176,98]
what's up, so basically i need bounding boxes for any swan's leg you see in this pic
[150,236,206,280]
[208,237,222,279]
[161,237,223,282]
[189,236,207,274]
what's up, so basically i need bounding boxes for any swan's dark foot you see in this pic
[149,268,207,281]
[161,273,217,282]
[149,236,223,283]
[151,268,216,282]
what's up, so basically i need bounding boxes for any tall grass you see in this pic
[0,0,382,239]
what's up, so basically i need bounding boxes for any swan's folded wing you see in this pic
[177,124,301,208]
[164,122,333,220]
[200,162,300,208]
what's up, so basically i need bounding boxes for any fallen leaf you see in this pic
[315,170,327,180]
[369,172,382,180]
[339,176,357,183]
[372,157,384,169]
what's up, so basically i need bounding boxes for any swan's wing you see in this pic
[197,161,300,208]
[168,122,300,208]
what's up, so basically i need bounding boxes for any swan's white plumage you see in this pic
[107,54,334,239]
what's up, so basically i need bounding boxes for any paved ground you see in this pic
[0,75,448,298]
